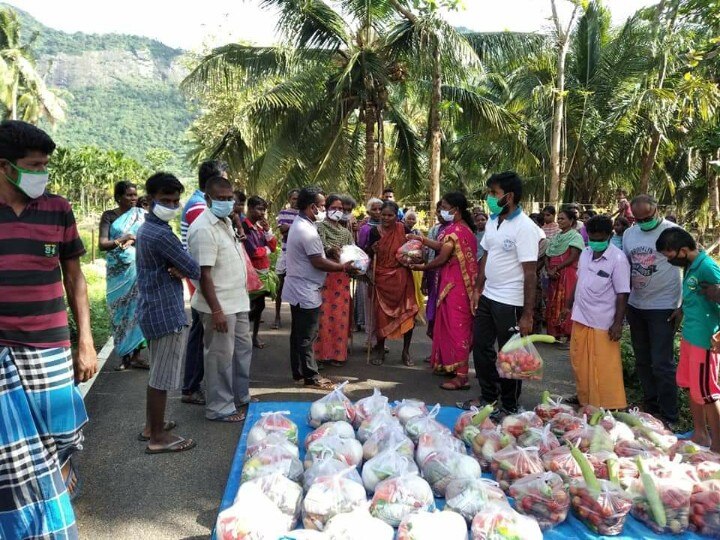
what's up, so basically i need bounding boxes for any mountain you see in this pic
[7,4,193,172]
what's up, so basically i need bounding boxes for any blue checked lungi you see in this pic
[0,346,88,540]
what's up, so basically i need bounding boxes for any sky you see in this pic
[12,0,657,51]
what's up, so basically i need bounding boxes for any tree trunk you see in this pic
[10,73,18,120]
[639,127,661,194]
[375,108,386,195]
[428,40,443,211]
[364,103,381,200]
[710,149,720,224]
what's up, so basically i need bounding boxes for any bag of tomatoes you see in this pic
[509,471,570,530]
[496,333,552,380]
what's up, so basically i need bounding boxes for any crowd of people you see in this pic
[1,119,720,539]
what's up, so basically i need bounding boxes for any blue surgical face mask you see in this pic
[209,199,234,219]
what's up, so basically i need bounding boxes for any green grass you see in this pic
[620,328,692,433]
[68,263,111,352]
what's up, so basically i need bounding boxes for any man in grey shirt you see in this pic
[283,186,355,390]
[623,194,682,425]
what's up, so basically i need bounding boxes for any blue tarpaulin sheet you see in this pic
[215,401,705,539]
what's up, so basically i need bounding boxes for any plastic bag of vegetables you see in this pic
[490,445,543,493]
[516,424,560,456]
[541,446,583,483]
[302,468,367,531]
[357,407,400,443]
[308,381,356,428]
[397,510,467,540]
[508,471,569,530]
[394,398,428,425]
[548,412,584,437]
[369,473,435,527]
[241,444,304,484]
[216,481,292,540]
[534,390,575,421]
[690,479,720,537]
[304,434,363,469]
[562,422,614,453]
[496,333,552,381]
[453,404,495,446]
[445,477,509,523]
[363,424,414,461]
[416,430,465,464]
[628,457,694,534]
[353,388,391,428]
[237,473,303,530]
[247,411,299,446]
[395,239,424,266]
[471,426,516,470]
[246,432,299,460]
[470,503,543,540]
[340,244,371,275]
[304,420,355,450]
[568,445,633,536]
[324,507,394,540]
[302,454,362,492]
[420,448,482,496]
[404,404,451,444]
[500,411,543,438]
[614,438,663,458]
[362,445,419,493]
[591,411,635,444]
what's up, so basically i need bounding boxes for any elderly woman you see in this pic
[410,192,478,389]
[356,197,383,344]
[314,194,355,365]
[99,180,147,370]
[545,208,584,343]
[367,201,419,365]
[404,210,425,323]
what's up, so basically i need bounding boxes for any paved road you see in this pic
[74,306,573,539]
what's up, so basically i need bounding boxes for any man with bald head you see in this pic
[623,194,683,427]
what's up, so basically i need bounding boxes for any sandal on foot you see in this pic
[130,358,150,370]
[402,354,415,367]
[456,398,483,410]
[181,390,206,405]
[61,457,82,501]
[137,420,178,441]
[441,377,470,391]
[370,349,385,366]
[114,356,132,371]
[211,411,246,423]
[305,377,334,390]
[145,437,196,455]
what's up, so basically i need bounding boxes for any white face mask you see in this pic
[440,209,455,222]
[6,163,49,199]
[152,203,181,222]
[328,209,343,222]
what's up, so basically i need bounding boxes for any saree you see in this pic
[106,207,146,357]
[424,223,446,336]
[545,230,584,338]
[430,222,478,375]
[374,222,418,340]
[314,222,354,362]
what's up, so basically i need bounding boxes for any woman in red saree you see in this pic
[410,192,478,390]
[367,201,418,366]
[545,209,584,342]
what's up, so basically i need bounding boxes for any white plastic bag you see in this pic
[416,430,465,464]
[363,424,414,461]
[394,399,428,425]
[340,244,370,275]
[357,407,401,443]
[369,473,435,527]
[420,448,482,496]
[247,411,299,446]
[404,404,451,444]
[397,510,468,540]
[302,468,368,531]
[304,434,363,469]
[303,455,362,493]
[308,381,356,428]
[246,432,299,460]
[237,473,303,530]
[353,388,391,428]
[471,503,543,540]
[362,445,419,493]
[304,421,355,450]
[241,444,304,484]
[324,507,394,540]
[445,477,509,523]
[216,482,291,540]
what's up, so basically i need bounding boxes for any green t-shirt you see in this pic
[682,251,720,349]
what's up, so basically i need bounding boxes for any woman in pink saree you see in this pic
[410,192,478,390]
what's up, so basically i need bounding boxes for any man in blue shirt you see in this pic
[137,172,200,454]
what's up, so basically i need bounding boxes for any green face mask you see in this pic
[486,194,506,215]
[588,239,610,252]
[638,216,659,231]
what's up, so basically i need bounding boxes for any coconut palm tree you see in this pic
[0,7,65,123]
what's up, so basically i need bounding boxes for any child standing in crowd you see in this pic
[611,216,630,249]
[565,215,630,409]
[542,205,560,238]
[657,228,720,451]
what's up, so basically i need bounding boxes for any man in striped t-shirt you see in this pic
[0,120,97,539]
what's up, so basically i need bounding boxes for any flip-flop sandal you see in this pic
[61,457,82,501]
[137,420,178,441]
[209,412,246,423]
[456,398,483,410]
[145,437,196,455]
[440,377,471,391]
[305,378,334,390]
[130,358,150,370]
[370,352,385,366]
[181,392,206,405]
[402,355,415,367]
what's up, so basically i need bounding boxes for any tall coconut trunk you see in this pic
[639,128,661,194]
[10,73,18,120]
[364,102,381,199]
[428,39,442,211]
[710,149,720,224]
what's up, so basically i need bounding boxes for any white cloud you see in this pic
[11,0,657,51]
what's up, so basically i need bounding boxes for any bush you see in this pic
[68,263,111,352]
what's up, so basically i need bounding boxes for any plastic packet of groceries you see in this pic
[369,472,435,527]
[246,432,299,460]
[357,407,400,443]
[241,443,304,484]
[340,244,371,275]
[304,420,355,450]
[419,448,482,497]
[490,445,543,493]
[308,381,356,428]
[362,424,414,461]
[690,479,720,538]
[362,445,419,493]
[236,473,303,530]
[470,503,543,540]
[247,410,299,446]
[302,453,362,493]
[216,481,294,539]
[496,333,546,380]
[508,471,569,530]
[416,430,465,464]
[395,240,424,266]
[404,404,451,444]
[516,423,561,456]
[471,426,515,471]
[324,506,394,540]
[302,467,367,531]
[353,388,391,428]
[304,434,363,469]
[570,478,633,536]
[394,398,428,425]
[397,510,468,540]
[454,404,495,446]
[445,477,509,523]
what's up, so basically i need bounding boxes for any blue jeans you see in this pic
[182,308,204,394]
[626,305,678,422]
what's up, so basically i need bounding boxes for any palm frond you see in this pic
[260,0,350,51]
[385,103,424,196]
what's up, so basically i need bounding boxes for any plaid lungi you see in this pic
[0,346,88,539]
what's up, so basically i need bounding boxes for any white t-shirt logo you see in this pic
[503,238,515,251]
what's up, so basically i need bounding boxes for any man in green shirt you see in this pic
[657,228,720,451]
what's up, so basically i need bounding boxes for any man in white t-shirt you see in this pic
[459,171,545,417]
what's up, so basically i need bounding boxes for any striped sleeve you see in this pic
[60,202,85,260]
